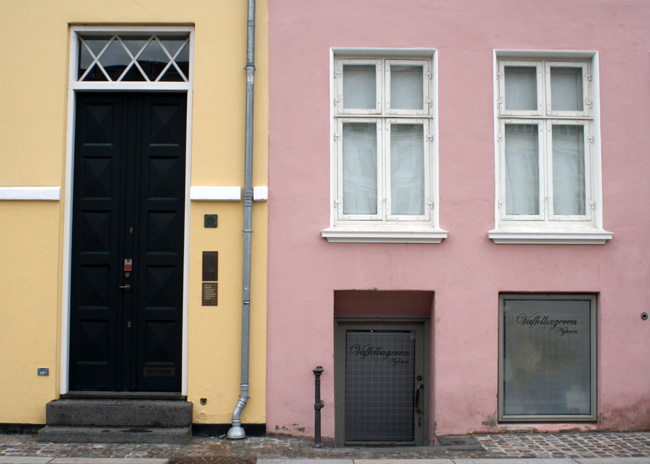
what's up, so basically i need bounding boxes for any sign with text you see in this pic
[202,282,218,306]
[502,298,593,417]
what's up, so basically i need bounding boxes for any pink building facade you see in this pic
[267,0,650,443]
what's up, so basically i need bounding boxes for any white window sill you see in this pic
[322,224,448,243]
[488,226,613,244]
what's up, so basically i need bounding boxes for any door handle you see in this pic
[415,383,424,413]
[119,284,131,290]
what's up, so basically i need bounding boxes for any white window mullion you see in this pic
[379,120,387,222]
[542,120,551,220]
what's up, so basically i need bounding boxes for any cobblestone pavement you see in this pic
[0,432,649,460]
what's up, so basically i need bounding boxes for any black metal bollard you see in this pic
[313,366,324,448]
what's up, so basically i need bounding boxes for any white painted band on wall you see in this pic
[0,187,61,201]
[253,186,268,201]
[190,186,268,202]
[191,186,242,201]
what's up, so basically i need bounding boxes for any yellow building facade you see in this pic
[0,0,267,431]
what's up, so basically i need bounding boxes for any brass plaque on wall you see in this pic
[202,251,218,282]
[202,282,218,306]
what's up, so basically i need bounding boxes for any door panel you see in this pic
[69,93,186,392]
[345,330,415,441]
[335,321,427,446]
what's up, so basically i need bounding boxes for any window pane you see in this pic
[137,39,170,81]
[100,39,131,81]
[391,124,424,215]
[551,67,583,111]
[505,125,539,215]
[78,37,112,81]
[503,299,592,417]
[553,125,585,215]
[390,65,423,110]
[343,65,376,110]
[342,123,378,215]
[175,42,190,80]
[505,67,537,111]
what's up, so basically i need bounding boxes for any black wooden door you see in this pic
[69,93,186,392]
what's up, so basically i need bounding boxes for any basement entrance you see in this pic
[334,290,432,446]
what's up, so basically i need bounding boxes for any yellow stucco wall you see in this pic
[0,0,268,425]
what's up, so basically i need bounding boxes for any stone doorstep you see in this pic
[45,400,193,428]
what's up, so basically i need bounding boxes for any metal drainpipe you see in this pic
[227,0,256,440]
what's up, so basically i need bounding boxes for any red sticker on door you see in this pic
[124,259,133,271]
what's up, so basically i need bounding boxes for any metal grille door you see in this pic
[345,330,416,442]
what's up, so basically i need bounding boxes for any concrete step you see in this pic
[37,425,191,444]
[45,399,192,427]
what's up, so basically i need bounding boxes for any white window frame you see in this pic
[322,49,447,244]
[489,51,612,244]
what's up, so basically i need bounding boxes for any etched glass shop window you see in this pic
[499,295,597,421]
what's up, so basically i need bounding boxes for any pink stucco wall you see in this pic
[267,0,650,438]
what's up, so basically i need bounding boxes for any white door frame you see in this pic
[60,25,194,395]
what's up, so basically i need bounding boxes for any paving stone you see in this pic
[1,432,650,461]
[0,458,52,464]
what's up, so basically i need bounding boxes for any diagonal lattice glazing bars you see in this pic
[78,34,190,82]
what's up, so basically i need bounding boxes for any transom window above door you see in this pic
[322,52,447,244]
[69,27,193,90]
[77,34,190,83]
